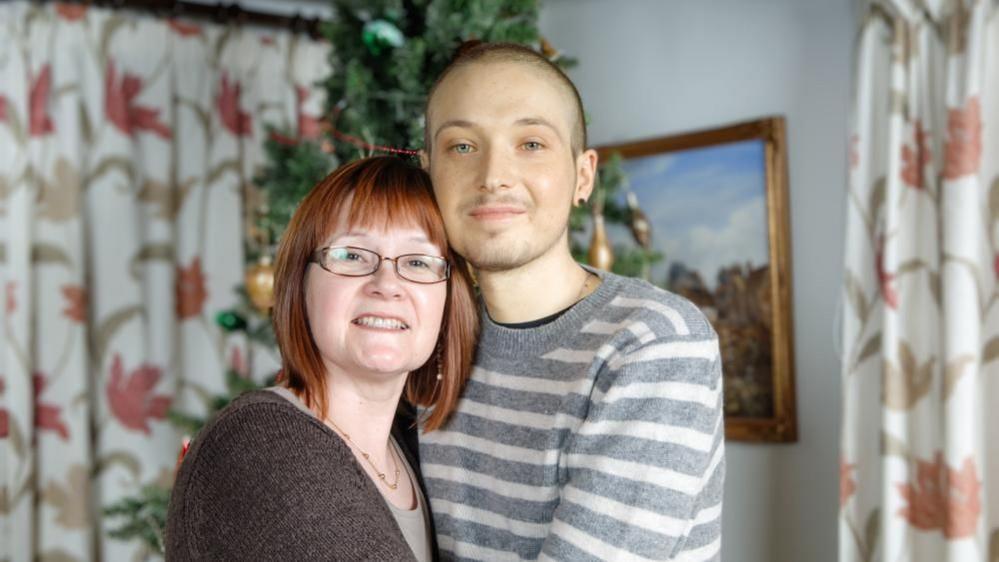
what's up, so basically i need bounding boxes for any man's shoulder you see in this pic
[598,272,717,340]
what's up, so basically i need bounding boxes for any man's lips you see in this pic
[468,206,526,220]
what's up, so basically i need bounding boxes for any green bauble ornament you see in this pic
[362,19,405,55]
[216,310,248,333]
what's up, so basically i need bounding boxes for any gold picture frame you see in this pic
[596,116,797,442]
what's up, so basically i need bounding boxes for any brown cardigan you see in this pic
[165,390,436,561]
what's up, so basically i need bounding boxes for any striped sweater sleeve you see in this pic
[539,330,725,561]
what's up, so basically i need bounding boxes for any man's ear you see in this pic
[573,148,599,204]
[419,149,430,171]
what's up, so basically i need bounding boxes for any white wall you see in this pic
[539,1,853,561]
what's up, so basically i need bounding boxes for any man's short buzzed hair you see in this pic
[424,41,588,155]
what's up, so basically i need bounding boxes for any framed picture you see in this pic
[595,116,797,442]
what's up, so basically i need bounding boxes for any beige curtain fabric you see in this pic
[841,0,998,560]
[0,3,329,560]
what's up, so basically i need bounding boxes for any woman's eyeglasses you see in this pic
[311,246,450,284]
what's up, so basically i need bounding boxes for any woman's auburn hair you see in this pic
[271,156,478,432]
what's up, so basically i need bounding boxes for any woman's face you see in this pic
[305,208,448,382]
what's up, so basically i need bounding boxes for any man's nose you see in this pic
[480,147,512,192]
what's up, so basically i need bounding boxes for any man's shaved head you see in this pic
[424,42,587,155]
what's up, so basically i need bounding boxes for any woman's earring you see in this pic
[436,346,444,381]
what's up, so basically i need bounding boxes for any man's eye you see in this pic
[523,141,543,151]
[451,143,474,154]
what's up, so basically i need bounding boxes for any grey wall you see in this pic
[538,1,853,561]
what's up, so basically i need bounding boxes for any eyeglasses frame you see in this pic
[310,245,451,285]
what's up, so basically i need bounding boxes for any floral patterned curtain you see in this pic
[840,0,998,560]
[0,3,329,560]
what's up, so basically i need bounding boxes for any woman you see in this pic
[166,156,478,561]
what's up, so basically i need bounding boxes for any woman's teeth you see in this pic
[353,316,409,330]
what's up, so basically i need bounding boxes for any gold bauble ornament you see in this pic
[245,255,275,313]
[588,213,614,271]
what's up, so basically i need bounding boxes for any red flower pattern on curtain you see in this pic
[943,97,981,180]
[875,235,898,309]
[296,85,323,140]
[168,19,202,37]
[105,354,171,434]
[176,257,208,319]
[61,285,87,323]
[54,3,87,21]
[29,65,54,136]
[840,458,857,507]
[5,281,16,315]
[896,453,982,539]
[34,373,70,441]
[104,60,172,139]
[217,73,252,137]
[900,121,930,189]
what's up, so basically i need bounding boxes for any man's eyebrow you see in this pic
[515,117,562,138]
[433,119,476,141]
[433,117,564,141]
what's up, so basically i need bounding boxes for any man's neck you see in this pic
[476,248,590,324]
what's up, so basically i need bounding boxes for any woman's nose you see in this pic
[365,258,405,298]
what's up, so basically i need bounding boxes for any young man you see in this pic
[419,43,724,561]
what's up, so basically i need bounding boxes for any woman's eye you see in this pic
[344,252,363,261]
[407,258,430,269]
[451,143,473,154]
[523,141,543,151]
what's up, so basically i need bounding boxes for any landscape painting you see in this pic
[596,117,797,442]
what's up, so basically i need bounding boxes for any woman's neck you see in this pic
[320,370,408,468]
[318,371,418,509]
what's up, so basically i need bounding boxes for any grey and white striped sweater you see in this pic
[420,270,725,561]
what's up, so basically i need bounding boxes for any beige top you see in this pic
[266,387,432,562]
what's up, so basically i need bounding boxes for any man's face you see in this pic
[424,61,595,272]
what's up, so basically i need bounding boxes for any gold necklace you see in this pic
[325,418,401,490]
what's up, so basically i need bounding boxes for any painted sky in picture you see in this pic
[616,139,770,290]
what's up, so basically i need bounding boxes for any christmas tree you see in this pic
[105,0,655,553]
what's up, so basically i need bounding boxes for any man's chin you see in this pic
[461,243,532,273]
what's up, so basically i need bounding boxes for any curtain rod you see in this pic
[26,0,326,38]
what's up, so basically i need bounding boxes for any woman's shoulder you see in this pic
[166,391,410,559]
[191,389,333,458]
[223,387,304,416]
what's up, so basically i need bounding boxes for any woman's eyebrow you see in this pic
[330,231,433,246]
